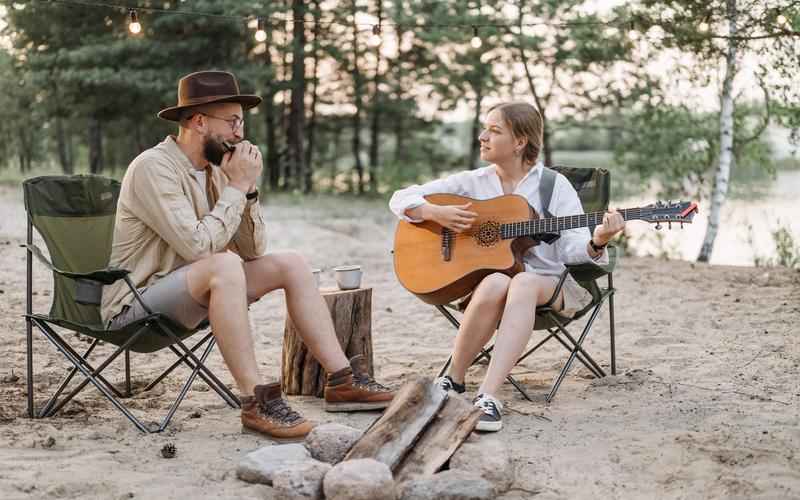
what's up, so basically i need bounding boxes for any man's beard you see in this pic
[203,134,227,166]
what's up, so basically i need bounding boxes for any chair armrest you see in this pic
[565,245,618,283]
[23,243,130,285]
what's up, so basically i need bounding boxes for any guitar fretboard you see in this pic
[500,207,643,239]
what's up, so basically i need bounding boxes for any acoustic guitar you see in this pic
[393,194,698,305]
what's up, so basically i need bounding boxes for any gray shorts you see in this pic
[109,266,208,330]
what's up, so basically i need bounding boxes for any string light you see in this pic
[29,0,786,45]
[368,24,382,47]
[254,17,267,42]
[470,26,482,49]
[627,20,639,40]
[128,9,141,34]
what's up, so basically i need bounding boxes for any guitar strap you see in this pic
[539,166,557,218]
[536,166,560,244]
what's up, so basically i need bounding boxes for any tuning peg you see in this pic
[655,222,662,230]
[668,222,672,230]
[680,222,684,229]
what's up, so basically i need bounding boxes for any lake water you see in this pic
[620,169,800,266]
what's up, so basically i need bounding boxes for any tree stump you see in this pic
[281,287,373,397]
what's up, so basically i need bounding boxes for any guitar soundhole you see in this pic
[474,221,501,247]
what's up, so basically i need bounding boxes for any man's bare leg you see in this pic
[448,273,510,384]
[242,251,350,374]
[185,252,261,396]
[477,272,561,396]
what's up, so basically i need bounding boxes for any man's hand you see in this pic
[221,140,263,193]
[425,203,478,233]
[592,209,625,247]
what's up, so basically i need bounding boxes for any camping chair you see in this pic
[435,166,617,403]
[23,175,240,433]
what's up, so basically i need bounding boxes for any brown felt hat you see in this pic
[158,70,262,122]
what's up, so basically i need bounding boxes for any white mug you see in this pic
[311,268,322,288]
[334,265,362,290]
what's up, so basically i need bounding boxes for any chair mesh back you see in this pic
[23,176,120,326]
[551,166,610,213]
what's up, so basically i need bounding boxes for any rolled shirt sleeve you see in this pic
[231,197,268,260]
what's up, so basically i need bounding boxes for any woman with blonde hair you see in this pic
[389,101,625,431]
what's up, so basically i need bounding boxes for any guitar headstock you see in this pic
[640,201,698,226]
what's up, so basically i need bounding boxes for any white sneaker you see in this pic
[473,393,503,432]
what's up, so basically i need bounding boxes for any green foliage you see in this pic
[612,102,777,200]
[772,226,800,269]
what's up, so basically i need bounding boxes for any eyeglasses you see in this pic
[202,113,244,131]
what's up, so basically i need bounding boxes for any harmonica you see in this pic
[222,141,236,153]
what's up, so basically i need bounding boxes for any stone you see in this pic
[304,423,363,464]
[323,458,396,500]
[449,437,513,494]
[272,460,332,500]
[236,443,311,485]
[398,469,494,500]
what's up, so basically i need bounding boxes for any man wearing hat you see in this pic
[102,70,394,440]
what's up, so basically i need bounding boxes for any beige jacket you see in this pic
[101,136,267,323]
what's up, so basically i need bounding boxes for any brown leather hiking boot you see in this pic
[324,355,395,412]
[241,382,313,440]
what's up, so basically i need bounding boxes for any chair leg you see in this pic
[38,339,103,417]
[32,318,152,432]
[608,274,617,375]
[144,332,213,391]
[39,335,130,418]
[551,329,606,378]
[164,337,240,408]
[158,336,217,432]
[437,356,452,378]
[155,325,240,408]
[25,220,34,419]
[125,349,132,397]
[25,317,34,419]
[546,299,605,403]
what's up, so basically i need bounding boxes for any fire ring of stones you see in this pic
[236,377,514,500]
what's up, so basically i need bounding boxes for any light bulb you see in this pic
[698,21,709,32]
[368,24,382,47]
[470,26,481,49]
[776,14,788,26]
[128,9,141,34]
[255,18,266,42]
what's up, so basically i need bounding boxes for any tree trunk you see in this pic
[282,288,373,397]
[368,0,383,193]
[698,0,738,263]
[351,0,365,194]
[468,79,483,169]
[331,122,342,191]
[261,30,280,192]
[88,114,103,174]
[517,5,552,167]
[305,2,320,185]
[17,129,29,172]
[288,0,308,193]
[55,116,73,174]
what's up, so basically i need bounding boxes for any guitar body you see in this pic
[393,194,538,305]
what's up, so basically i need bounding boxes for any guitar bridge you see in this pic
[441,228,452,262]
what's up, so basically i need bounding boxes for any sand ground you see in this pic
[1,185,798,500]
